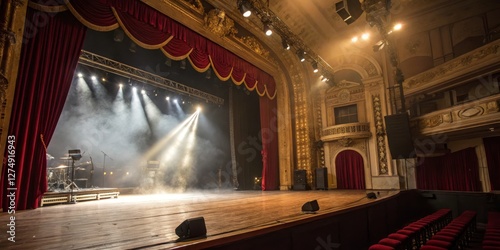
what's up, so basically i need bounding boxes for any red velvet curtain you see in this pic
[416,147,481,191]
[0,10,86,210]
[64,0,277,99]
[335,150,365,189]
[484,136,500,190]
[259,96,279,190]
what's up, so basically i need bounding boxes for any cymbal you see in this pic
[56,165,69,169]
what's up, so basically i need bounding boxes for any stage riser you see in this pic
[40,189,120,206]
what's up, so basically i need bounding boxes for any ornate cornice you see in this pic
[403,39,500,95]
[412,94,500,136]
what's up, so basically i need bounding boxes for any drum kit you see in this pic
[47,152,93,191]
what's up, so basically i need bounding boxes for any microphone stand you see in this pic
[101,150,113,187]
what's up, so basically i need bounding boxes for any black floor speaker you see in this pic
[175,217,207,240]
[384,113,415,159]
[302,200,319,213]
[293,169,307,190]
[315,167,328,190]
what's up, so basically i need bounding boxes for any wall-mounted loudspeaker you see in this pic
[302,200,320,213]
[175,217,207,240]
[384,113,415,159]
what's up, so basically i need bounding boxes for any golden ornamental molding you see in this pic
[332,53,382,78]
[413,95,500,134]
[321,122,371,141]
[204,9,237,38]
[404,40,500,93]
[179,0,204,14]
[373,95,388,174]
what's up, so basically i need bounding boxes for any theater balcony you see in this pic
[321,122,372,142]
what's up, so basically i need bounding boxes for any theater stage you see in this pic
[1,189,398,249]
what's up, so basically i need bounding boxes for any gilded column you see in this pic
[0,0,28,173]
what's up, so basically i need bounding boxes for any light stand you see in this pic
[101,150,113,187]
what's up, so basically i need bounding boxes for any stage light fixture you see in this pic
[238,0,251,17]
[297,50,306,62]
[361,33,370,40]
[282,39,290,50]
[166,96,170,101]
[312,62,319,73]
[102,77,106,82]
[263,21,272,36]
[393,23,402,31]
[141,89,146,95]
[133,86,137,91]
[119,83,123,88]
[351,36,358,43]
[77,73,83,78]
[196,106,202,112]
[91,75,97,81]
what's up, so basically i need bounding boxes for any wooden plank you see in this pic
[0,190,396,249]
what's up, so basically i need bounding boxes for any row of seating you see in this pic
[368,208,452,250]
[483,211,500,249]
[420,210,477,250]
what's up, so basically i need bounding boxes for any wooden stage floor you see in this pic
[0,189,398,249]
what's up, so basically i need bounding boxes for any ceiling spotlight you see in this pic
[282,39,290,50]
[361,33,370,40]
[373,40,386,52]
[393,23,402,31]
[132,86,137,91]
[77,73,83,78]
[238,0,251,17]
[196,106,202,112]
[91,75,97,81]
[166,96,170,101]
[297,50,306,62]
[263,21,272,36]
[173,98,178,103]
[141,89,146,95]
[351,36,358,43]
[102,77,106,82]
[312,62,319,73]
[119,83,123,88]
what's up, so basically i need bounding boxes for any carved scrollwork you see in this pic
[337,137,353,147]
[180,0,204,13]
[239,36,270,59]
[204,9,237,38]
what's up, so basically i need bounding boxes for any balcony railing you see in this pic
[321,122,371,141]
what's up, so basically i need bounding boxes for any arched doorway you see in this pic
[335,150,365,189]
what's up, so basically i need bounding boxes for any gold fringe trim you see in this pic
[65,0,118,31]
[209,56,232,82]
[28,1,68,13]
[187,57,210,73]
[160,48,192,61]
[112,7,171,49]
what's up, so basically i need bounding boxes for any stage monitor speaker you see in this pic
[302,200,319,213]
[175,217,207,240]
[335,0,363,25]
[384,113,415,159]
[315,167,328,190]
[294,169,307,190]
[366,192,377,199]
